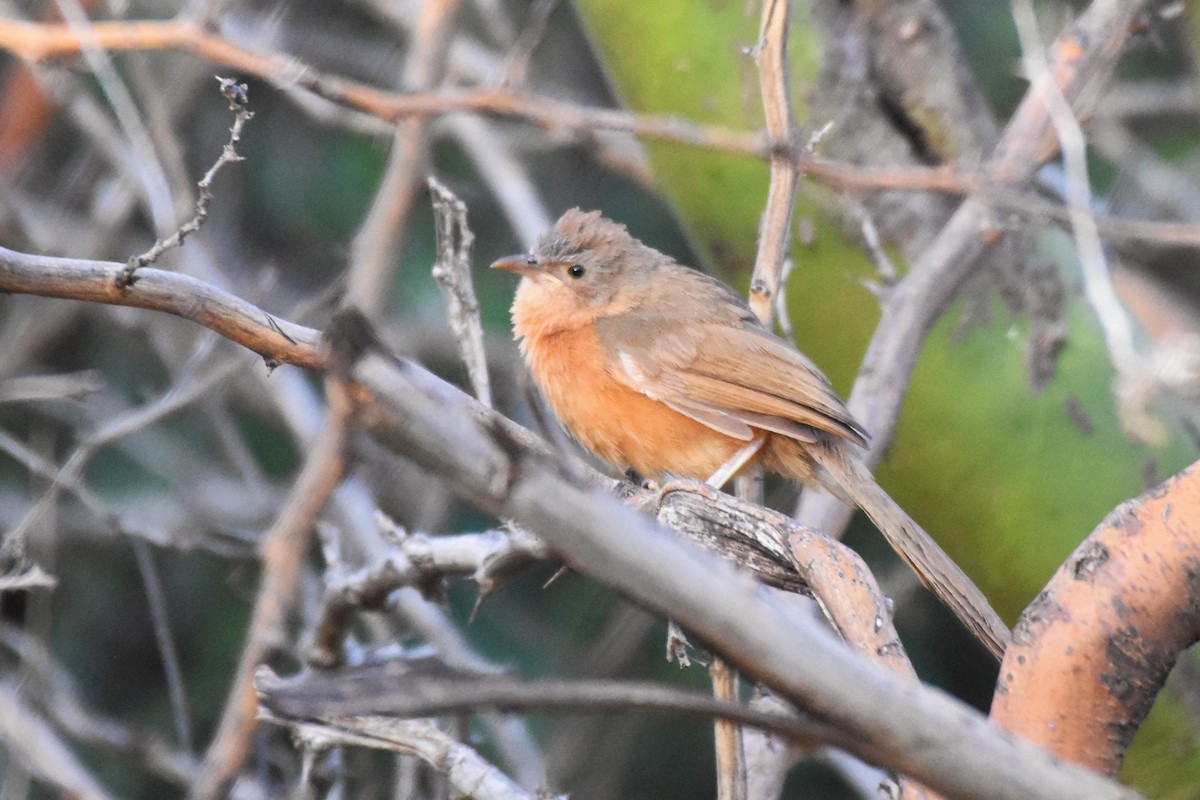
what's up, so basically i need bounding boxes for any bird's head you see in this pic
[491,208,662,320]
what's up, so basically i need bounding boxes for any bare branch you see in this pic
[118,77,254,287]
[428,176,492,407]
[307,521,548,667]
[0,246,323,369]
[748,0,798,326]
[132,540,193,752]
[0,563,57,590]
[0,18,1193,251]
[51,0,176,236]
[257,710,541,800]
[0,371,103,404]
[499,0,560,88]
[1010,0,1135,368]
[256,660,828,745]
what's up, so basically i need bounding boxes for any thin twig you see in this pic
[132,540,194,754]
[0,683,116,800]
[447,113,551,246]
[711,657,748,800]
[748,0,798,326]
[854,203,899,287]
[0,623,211,789]
[428,176,492,407]
[0,564,57,590]
[734,4,799,792]
[0,18,766,153]
[0,426,152,546]
[4,17,1197,259]
[0,371,103,404]
[52,0,176,236]
[118,77,253,287]
[6,359,243,547]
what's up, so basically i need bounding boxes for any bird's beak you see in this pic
[491,254,561,285]
[490,254,540,276]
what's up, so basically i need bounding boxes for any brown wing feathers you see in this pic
[610,322,866,447]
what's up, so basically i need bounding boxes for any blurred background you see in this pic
[0,0,1199,797]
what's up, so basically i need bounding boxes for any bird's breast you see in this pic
[518,322,744,480]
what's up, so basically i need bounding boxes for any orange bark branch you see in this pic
[991,460,1200,775]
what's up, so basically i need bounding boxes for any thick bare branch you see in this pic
[0,246,323,369]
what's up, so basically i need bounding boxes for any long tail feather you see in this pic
[809,442,1010,659]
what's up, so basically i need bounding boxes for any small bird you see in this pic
[493,209,1008,658]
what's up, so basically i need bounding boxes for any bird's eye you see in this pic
[567,264,586,279]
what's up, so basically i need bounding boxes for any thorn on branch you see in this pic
[265,312,297,345]
[116,77,254,289]
[541,564,570,590]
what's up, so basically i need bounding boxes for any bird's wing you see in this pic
[607,319,867,447]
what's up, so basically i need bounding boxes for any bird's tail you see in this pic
[777,438,1010,659]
